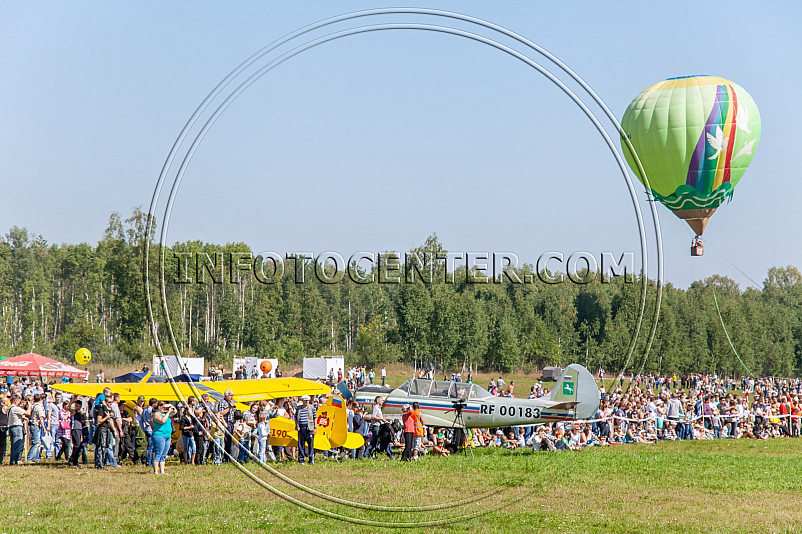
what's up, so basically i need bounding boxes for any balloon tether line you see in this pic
[712,286,753,377]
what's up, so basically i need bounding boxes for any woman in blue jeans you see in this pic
[151,401,177,475]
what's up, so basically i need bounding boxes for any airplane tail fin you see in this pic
[336,380,353,400]
[548,364,600,420]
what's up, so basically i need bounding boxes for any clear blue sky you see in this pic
[1,1,799,289]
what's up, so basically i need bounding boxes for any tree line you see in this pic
[1,209,801,377]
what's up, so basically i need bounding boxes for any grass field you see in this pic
[3,438,802,534]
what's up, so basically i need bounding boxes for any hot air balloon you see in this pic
[621,75,760,255]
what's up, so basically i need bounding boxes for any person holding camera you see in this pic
[180,406,196,465]
[0,393,10,464]
[151,401,177,475]
[7,394,31,465]
[67,399,87,467]
[216,390,236,461]
[93,394,113,469]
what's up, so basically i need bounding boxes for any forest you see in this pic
[1,209,800,377]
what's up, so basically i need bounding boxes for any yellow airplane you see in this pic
[268,395,365,451]
[51,376,330,404]
[51,376,363,452]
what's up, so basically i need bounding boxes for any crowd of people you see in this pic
[520,373,802,450]
[2,371,802,469]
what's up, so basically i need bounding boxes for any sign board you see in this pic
[232,357,278,379]
[303,356,344,380]
[152,356,205,377]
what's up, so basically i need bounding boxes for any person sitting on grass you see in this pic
[432,437,450,457]
[581,424,601,447]
[663,422,678,441]
[515,428,526,448]
[691,423,710,440]
[770,423,782,439]
[532,426,556,451]
[610,427,625,444]
[554,427,570,450]
[624,423,639,444]
[642,421,658,443]
[568,425,583,450]
[737,421,756,439]
[504,431,518,450]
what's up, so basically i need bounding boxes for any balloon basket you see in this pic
[690,238,704,257]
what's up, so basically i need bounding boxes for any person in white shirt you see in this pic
[27,394,45,463]
[368,396,389,456]
[45,393,61,459]
[380,367,386,387]
[8,394,31,464]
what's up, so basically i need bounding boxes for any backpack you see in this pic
[353,413,364,431]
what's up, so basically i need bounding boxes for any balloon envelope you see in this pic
[75,348,92,366]
[260,360,272,374]
[621,75,760,235]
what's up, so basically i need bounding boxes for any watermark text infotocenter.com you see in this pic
[173,250,636,285]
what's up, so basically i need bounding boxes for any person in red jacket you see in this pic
[401,404,415,461]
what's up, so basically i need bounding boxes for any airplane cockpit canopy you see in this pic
[396,379,492,400]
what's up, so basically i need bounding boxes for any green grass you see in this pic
[3,438,802,533]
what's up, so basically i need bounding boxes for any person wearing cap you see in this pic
[295,395,316,464]
[411,402,425,461]
[217,390,236,461]
[140,398,157,467]
[131,396,148,464]
[93,393,112,469]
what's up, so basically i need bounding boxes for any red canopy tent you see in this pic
[0,352,89,380]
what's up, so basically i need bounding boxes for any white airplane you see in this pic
[354,364,599,429]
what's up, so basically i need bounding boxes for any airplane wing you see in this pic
[538,401,580,411]
[51,377,330,404]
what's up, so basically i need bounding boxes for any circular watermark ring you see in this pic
[144,9,663,526]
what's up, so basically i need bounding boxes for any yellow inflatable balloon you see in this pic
[75,347,92,365]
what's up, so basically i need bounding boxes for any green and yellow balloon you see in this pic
[621,75,760,237]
